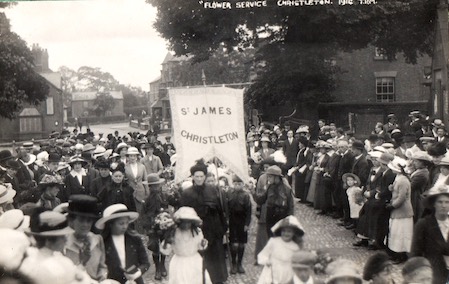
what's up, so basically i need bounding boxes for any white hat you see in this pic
[388,157,408,173]
[75,143,84,151]
[26,211,73,237]
[271,215,305,236]
[381,143,394,149]
[23,154,36,166]
[173,206,202,225]
[411,151,432,162]
[372,146,386,153]
[126,147,140,156]
[0,209,30,231]
[36,151,49,162]
[296,125,310,133]
[368,150,383,159]
[326,259,362,284]
[95,204,139,230]
[93,146,106,158]
[0,184,16,204]
[0,229,30,270]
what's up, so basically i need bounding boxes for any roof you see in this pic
[19,107,40,117]
[71,91,123,101]
[40,72,62,90]
[162,52,189,64]
[149,75,161,84]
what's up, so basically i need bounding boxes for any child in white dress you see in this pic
[160,206,211,284]
[343,173,364,228]
[257,215,305,284]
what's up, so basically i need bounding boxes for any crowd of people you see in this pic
[0,108,448,283]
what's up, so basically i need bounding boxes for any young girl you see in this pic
[257,215,304,284]
[95,203,150,284]
[160,206,210,284]
[343,173,364,229]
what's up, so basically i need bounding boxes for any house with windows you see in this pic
[70,91,125,119]
[319,46,431,136]
[0,45,64,142]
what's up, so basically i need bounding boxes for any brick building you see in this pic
[0,45,64,142]
[71,91,125,118]
[318,46,431,137]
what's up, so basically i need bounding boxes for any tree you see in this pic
[0,10,49,119]
[92,91,115,117]
[147,0,439,109]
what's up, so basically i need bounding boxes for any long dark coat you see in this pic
[180,184,228,283]
[410,168,429,222]
[412,215,449,284]
[104,233,150,284]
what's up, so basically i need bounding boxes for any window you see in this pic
[376,77,395,102]
[20,117,42,133]
[83,101,89,108]
[46,96,54,115]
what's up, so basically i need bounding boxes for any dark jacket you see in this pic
[63,171,91,202]
[412,215,449,284]
[99,181,136,212]
[227,188,252,226]
[338,151,354,181]
[104,233,150,284]
[351,155,370,187]
[283,138,299,168]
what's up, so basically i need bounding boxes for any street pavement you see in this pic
[142,200,405,283]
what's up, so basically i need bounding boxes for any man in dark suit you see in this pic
[372,152,396,250]
[351,140,370,188]
[324,141,341,216]
[283,130,299,183]
[336,140,354,224]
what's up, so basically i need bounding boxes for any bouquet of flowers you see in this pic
[312,250,333,275]
[153,210,177,248]
[354,188,365,205]
[161,166,175,181]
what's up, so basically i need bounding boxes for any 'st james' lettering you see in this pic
[180,107,232,115]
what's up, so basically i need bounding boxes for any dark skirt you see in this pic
[203,237,228,283]
[255,222,268,259]
[294,172,306,199]
[314,176,332,211]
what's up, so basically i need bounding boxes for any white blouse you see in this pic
[112,234,126,268]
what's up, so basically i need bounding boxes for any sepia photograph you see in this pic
[0,0,446,283]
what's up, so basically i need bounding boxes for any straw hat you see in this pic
[27,211,73,236]
[68,156,87,166]
[378,152,395,165]
[271,215,305,237]
[56,162,70,172]
[23,154,36,166]
[260,136,271,143]
[342,173,361,186]
[38,174,64,190]
[126,147,140,156]
[173,206,202,225]
[388,157,408,173]
[368,150,383,159]
[95,204,139,230]
[326,259,363,284]
[411,151,432,162]
[0,229,30,271]
[0,209,30,231]
[116,142,129,152]
[0,184,16,204]
[82,143,95,152]
[424,185,449,208]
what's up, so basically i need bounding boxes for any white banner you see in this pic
[169,87,249,183]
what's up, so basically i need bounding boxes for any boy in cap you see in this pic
[227,174,252,274]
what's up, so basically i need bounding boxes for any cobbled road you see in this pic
[142,200,405,283]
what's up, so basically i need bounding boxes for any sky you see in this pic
[4,0,169,90]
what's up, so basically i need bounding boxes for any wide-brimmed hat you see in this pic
[144,173,165,185]
[27,211,73,236]
[428,142,447,157]
[271,215,305,237]
[326,259,363,284]
[291,251,318,269]
[173,206,202,225]
[0,184,16,204]
[39,174,64,190]
[82,143,95,152]
[95,204,139,230]
[381,143,394,149]
[93,146,107,159]
[141,143,154,149]
[388,157,407,173]
[296,125,310,134]
[56,162,70,172]
[402,257,432,277]
[68,195,100,218]
[342,173,361,186]
[116,142,129,152]
[424,185,449,208]
[378,152,395,165]
[420,136,435,143]
[0,229,30,271]
[68,155,87,166]
[260,136,271,143]
[23,154,36,166]
[432,119,444,127]
[363,252,392,281]
[265,165,283,176]
[126,147,140,156]
[368,150,383,159]
[0,209,30,231]
[21,141,34,149]
[411,151,432,162]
